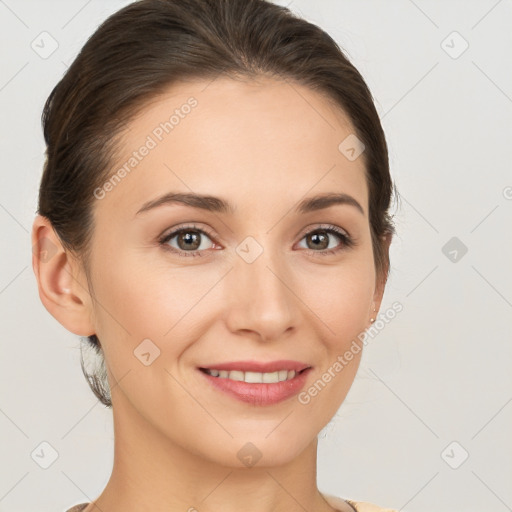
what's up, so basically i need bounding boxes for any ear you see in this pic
[31,214,96,336]
[371,232,393,317]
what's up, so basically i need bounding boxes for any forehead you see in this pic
[96,76,368,219]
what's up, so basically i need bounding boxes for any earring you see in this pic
[370,306,376,323]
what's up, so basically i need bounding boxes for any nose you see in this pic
[223,244,299,343]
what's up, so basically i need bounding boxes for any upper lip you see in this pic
[199,360,311,373]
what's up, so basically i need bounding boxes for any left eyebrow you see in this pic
[135,191,365,217]
[295,192,365,216]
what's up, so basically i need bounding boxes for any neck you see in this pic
[85,396,336,512]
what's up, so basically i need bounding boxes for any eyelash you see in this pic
[158,223,355,258]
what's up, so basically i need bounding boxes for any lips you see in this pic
[198,360,312,405]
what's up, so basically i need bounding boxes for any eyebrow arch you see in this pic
[135,191,364,217]
[296,192,365,216]
[136,192,235,216]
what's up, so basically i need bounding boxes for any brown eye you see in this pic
[160,226,215,256]
[176,230,202,251]
[306,230,330,250]
[297,225,354,256]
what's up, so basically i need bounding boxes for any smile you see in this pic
[198,360,312,405]
[201,368,303,383]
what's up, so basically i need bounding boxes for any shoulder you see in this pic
[347,501,400,512]
[67,497,400,512]
[322,493,400,512]
[65,504,89,512]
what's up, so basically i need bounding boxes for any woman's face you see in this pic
[85,76,384,467]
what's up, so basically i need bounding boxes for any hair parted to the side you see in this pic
[37,0,398,408]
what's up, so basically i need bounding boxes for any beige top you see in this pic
[66,493,400,512]
[323,493,400,511]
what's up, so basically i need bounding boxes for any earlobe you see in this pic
[31,215,96,336]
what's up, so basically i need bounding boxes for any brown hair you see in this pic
[37,0,398,407]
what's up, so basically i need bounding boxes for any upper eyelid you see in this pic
[163,224,216,241]
[298,223,350,238]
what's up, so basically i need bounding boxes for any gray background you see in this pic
[1,1,511,511]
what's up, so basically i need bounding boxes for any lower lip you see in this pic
[199,369,311,405]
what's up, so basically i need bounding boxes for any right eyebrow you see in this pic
[135,192,235,217]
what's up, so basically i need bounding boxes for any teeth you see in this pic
[262,371,279,383]
[205,368,297,383]
[229,370,244,382]
[245,371,263,383]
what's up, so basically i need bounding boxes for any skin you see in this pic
[32,75,391,512]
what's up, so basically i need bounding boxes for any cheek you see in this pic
[88,246,225,388]
[302,258,375,345]
[90,243,198,338]
[294,266,373,424]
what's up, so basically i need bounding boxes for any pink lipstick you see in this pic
[198,360,311,405]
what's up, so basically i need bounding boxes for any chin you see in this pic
[196,429,315,469]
